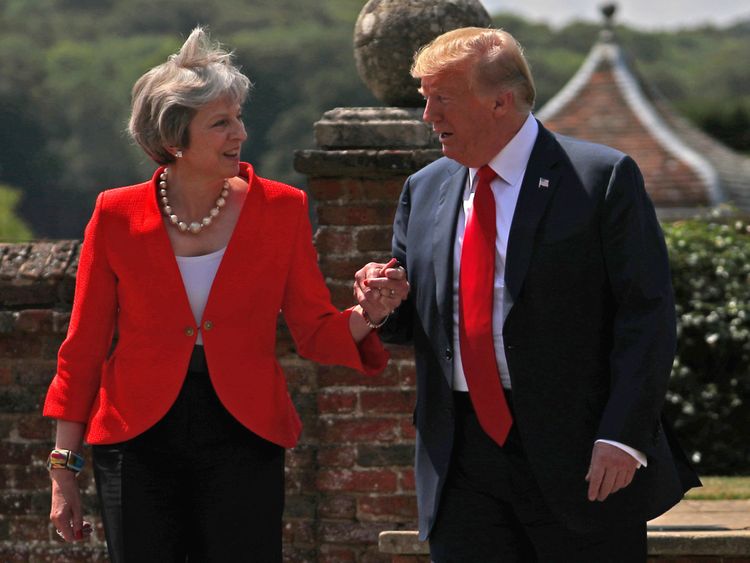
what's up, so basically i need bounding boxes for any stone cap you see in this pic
[378,530,750,557]
[314,107,439,150]
[0,241,80,307]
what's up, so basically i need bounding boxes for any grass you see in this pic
[685,476,750,500]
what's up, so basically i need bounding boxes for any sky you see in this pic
[480,0,750,30]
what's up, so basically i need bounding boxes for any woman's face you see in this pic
[180,95,247,180]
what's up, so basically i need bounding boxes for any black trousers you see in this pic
[92,346,285,562]
[429,392,646,563]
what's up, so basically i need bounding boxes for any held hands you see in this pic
[50,470,91,542]
[585,442,639,502]
[354,258,409,325]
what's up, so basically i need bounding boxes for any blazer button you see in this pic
[445,348,453,361]
[184,327,195,337]
[203,320,213,331]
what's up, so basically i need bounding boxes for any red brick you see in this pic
[321,418,401,444]
[318,521,391,544]
[357,495,418,521]
[12,360,56,386]
[400,419,417,440]
[318,255,375,280]
[16,413,54,441]
[393,556,430,563]
[400,469,416,491]
[0,364,12,385]
[314,228,356,254]
[318,494,356,519]
[318,445,357,467]
[15,309,54,333]
[286,446,315,469]
[280,359,317,391]
[318,391,357,415]
[282,519,315,545]
[361,390,415,414]
[286,467,318,495]
[355,227,393,253]
[0,335,43,358]
[319,363,401,388]
[319,544,357,563]
[317,468,398,493]
[317,205,395,227]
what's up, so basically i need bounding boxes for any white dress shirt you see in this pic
[450,114,646,467]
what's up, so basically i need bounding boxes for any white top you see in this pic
[175,246,226,345]
[450,114,646,466]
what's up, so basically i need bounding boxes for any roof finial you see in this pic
[599,3,617,42]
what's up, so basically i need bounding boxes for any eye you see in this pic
[213,119,228,127]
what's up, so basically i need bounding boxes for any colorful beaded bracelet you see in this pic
[47,449,85,474]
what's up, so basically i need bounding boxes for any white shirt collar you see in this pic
[468,113,539,188]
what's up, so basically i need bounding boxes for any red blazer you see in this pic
[44,163,388,447]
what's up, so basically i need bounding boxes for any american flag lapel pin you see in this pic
[538,177,550,189]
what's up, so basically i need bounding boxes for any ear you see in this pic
[492,90,514,117]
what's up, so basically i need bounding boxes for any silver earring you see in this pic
[175,150,183,159]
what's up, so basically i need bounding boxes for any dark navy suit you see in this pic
[380,122,700,546]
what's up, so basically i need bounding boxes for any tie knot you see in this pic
[476,165,496,187]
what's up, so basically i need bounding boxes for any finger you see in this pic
[597,468,618,501]
[71,505,84,541]
[380,258,399,275]
[586,462,604,501]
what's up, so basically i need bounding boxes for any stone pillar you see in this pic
[294,108,440,561]
[294,0,491,558]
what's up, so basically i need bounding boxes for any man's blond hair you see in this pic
[411,27,535,112]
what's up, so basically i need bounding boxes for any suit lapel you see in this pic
[433,162,467,342]
[505,123,564,301]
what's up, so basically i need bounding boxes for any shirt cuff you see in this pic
[595,439,648,468]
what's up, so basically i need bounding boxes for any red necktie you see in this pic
[459,165,513,446]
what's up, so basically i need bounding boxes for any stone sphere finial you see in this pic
[353,0,491,107]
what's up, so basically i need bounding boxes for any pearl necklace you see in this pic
[158,168,229,234]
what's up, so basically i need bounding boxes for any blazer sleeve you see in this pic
[378,176,414,344]
[281,191,388,376]
[596,155,677,457]
[43,192,118,422]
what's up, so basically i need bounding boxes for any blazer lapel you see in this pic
[142,168,196,324]
[203,164,263,316]
[433,162,467,342]
[505,123,564,301]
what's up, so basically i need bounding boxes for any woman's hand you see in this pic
[50,469,88,542]
[353,259,409,324]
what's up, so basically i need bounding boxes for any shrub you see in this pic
[663,210,750,475]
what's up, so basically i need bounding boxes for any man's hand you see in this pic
[585,442,639,502]
[353,259,409,324]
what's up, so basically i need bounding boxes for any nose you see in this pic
[233,118,248,142]
[422,98,438,124]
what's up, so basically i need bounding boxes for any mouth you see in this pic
[437,132,453,142]
[223,149,241,159]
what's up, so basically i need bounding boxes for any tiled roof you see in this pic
[537,32,750,215]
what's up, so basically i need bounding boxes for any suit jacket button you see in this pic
[445,348,453,361]
[203,320,213,331]
[184,327,195,337]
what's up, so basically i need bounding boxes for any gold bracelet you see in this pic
[362,309,389,329]
[47,449,85,474]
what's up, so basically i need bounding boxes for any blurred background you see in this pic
[0,0,748,240]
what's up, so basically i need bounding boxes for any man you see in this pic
[355,27,699,562]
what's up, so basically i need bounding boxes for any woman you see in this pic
[44,27,406,561]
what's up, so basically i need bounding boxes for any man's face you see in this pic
[420,71,501,168]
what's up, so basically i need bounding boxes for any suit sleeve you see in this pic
[43,192,118,422]
[596,155,677,457]
[281,192,388,376]
[378,176,415,344]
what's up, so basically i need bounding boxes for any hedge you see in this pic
[662,210,750,475]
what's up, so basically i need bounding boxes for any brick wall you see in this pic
[0,108,439,562]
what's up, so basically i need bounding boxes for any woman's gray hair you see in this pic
[128,26,252,165]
